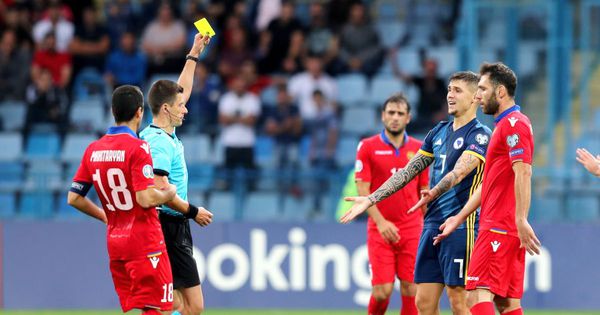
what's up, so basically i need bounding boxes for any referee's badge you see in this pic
[453,137,464,149]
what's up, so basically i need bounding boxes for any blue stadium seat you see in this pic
[25,161,63,191]
[180,134,212,164]
[242,192,280,222]
[19,191,55,218]
[72,68,109,101]
[530,195,562,222]
[282,195,312,221]
[0,101,27,131]
[207,192,236,222]
[61,134,96,163]
[368,75,405,106]
[341,107,377,135]
[187,192,206,208]
[56,192,86,219]
[476,49,498,66]
[566,196,600,222]
[187,163,215,192]
[395,48,422,77]
[336,136,360,167]
[255,136,275,169]
[25,132,61,161]
[69,99,106,133]
[0,192,16,218]
[336,74,368,107]
[375,21,404,48]
[0,132,23,161]
[0,161,24,192]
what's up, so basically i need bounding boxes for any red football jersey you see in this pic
[72,126,166,260]
[355,132,429,233]
[480,106,534,236]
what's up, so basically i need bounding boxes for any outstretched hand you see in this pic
[433,216,460,245]
[339,196,373,224]
[407,189,436,214]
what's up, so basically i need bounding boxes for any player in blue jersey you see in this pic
[341,71,491,315]
[139,34,213,315]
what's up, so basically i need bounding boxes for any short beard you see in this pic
[385,127,404,136]
[483,94,500,115]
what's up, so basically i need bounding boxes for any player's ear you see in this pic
[136,106,143,119]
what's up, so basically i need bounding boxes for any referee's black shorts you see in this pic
[159,212,201,289]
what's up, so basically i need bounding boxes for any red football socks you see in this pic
[368,295,390,315]
[470,301,496,315]
[401,295,418,315]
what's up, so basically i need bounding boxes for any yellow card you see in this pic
[194,18,216,37]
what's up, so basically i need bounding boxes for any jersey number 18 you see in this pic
[92,168,134,211]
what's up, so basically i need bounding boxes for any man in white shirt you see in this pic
[219,76,261,187]
[32,2,74,53]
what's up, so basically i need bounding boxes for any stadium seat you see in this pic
[0,161,24,192]
[187,192,206,208]
[19,191,55,218]
[375,21,404,48]
[336,136,360,167]
[56,192,87,219]
[428,46,458,78]
[476,49,498,66]
[566,196,600,222]
[242,192,280,222]
[61,134,96,163]
[395,48,422,77]
[0,192,16,218]
[0,100,27,131]
[187,163,215,192]
[368,75,405,106]
[25,132,61,161]
[255,135,275,169]
[518,45,539,78]
[25,161,63,191]
[336,74,368,107]
[180,134,212,164]
[69,99,107,133]
[207,191,236,221]
[0,132,23,161]
[72,68,109,101]
[530,195,562,222]
[282,195,312,221]
[341,107,377,135]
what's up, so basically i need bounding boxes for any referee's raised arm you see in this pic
[177,33,210,104]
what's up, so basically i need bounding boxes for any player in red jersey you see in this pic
[354,93,428,315]
[67,85,178,315]
[434,63,541,315]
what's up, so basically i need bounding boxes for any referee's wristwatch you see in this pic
[186,54,199,62]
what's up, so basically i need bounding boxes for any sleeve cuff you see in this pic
[464,150,486,162]
[418,149,434,157]
[154,169,169,176]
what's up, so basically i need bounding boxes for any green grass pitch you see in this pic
[0,310,599,315]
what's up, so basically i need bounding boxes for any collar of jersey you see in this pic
[107,126,138,138]
[494,105,520,125]
[149,124,176,139]
[380,130,408,156]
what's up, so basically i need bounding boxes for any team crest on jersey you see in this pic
[407,151,415,159]
[142,164,154,179]
[475,134,489,145]
[355,160,363,172]
[453,137,464,149]
[506,134,520,147]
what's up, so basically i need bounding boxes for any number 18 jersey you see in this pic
[71,126,165,260]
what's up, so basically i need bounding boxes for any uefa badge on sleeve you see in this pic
[142,164,154,179]
[506,134,520,148]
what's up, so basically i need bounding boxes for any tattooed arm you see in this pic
[367,152,434,204]
[407,151,484,214]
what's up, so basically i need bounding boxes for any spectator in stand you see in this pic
[32,1,74,53]
[337,2,383,76]
[288,53,337,124]
[69,6,110,75]
[265,84,303,169]
[32,31,72,89]
[308,89,338,215]
[217,25,252,82]
[104,31,147,88]
[219,76,261,189]
[392,56,447,133]
[305,2,338,71]
[104,0,139,50]
[184,61,223,134]
[240,60,271,96]
[254,0,282,32]
[25,68,67,132]
[2,5,35,52]
[141,2,186,75]
[280,29,305,76]
[0,29,31,101]
[257,0,303,73]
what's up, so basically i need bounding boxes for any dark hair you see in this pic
[479,62,517,97]
[112,85,144,123]
[448,71,479,88]
[382,93,411,113]
[148,80,184,115]
[312,89,324,97]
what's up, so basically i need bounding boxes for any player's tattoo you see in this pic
[369,153,434,203]
[432,152,481,196]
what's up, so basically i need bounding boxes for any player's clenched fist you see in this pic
[193,207,213,226]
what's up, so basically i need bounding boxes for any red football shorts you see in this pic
[466,230,526,298]
[110,249,174,312]
[367,225,420,285]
